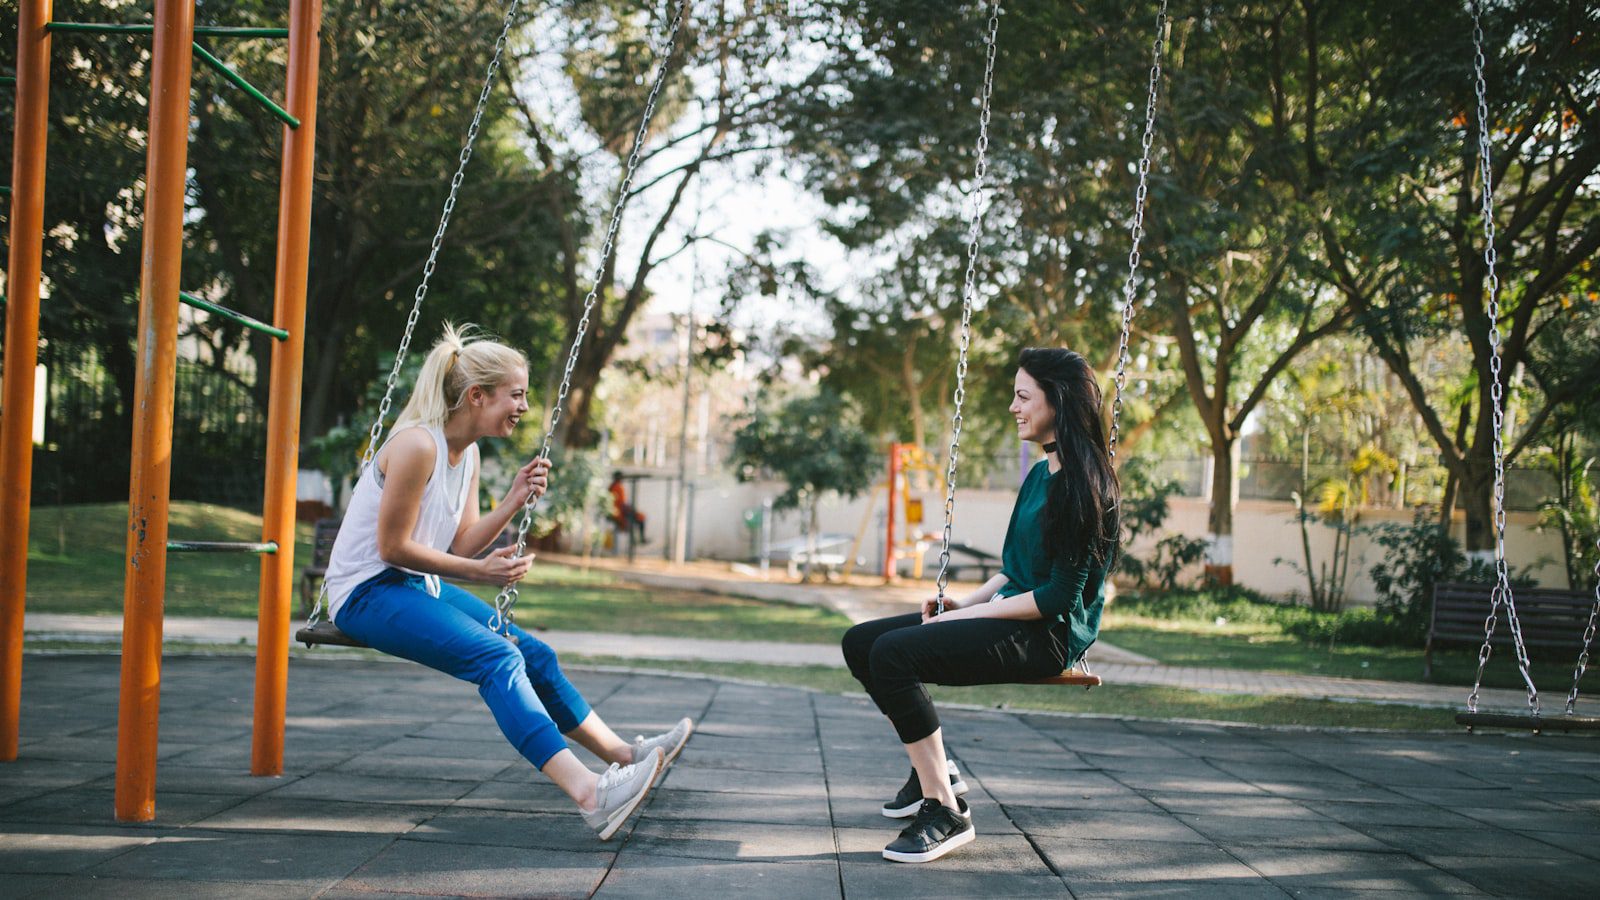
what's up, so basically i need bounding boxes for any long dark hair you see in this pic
[1018,347,1121,568]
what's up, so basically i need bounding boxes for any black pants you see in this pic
[841,613,1069,744]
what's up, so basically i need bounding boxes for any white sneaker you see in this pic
[583,747,664,840]
[632,716,694,767]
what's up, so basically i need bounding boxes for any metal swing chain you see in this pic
[1108,0,1168,463]
[306,0,527,630]
[933,0,1002,615]
[1466,0,1538,715]
[1569,539,1600,715]
[488,0,690,634]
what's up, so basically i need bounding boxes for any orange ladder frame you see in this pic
[0,0,324,822]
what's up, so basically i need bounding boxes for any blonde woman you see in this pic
[322,324,693,839]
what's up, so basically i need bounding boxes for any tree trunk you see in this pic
[1205,438,1236,586]
[1460,457,1496,562]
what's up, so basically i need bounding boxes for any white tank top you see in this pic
[324,424,479,620]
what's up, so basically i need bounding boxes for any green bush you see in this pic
[1117,586,1420,648]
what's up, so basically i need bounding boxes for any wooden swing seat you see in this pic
[1456,712,1600,733]
[296,620,367,648]
[1029,668,1103,689]
[295,619,520,649]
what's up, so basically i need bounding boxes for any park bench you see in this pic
[942,541,1004,582]
[1425,581,1594,678]
[298,518,342,618]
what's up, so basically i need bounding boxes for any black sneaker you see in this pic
[881,761,970,818]
[882,798,975,863]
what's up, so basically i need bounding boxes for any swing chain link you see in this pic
[489,0,690,634]
[1109,0,1168,462]
[1466,0,1538,716]
[1570,540,1600,714]
[306,0,527,631]
[933,0,1002,615]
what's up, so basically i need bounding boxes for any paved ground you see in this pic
[4,654,1599,898]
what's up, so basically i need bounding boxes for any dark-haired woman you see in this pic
[841,347,1119,864]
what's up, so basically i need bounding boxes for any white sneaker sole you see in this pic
[881,825,976,863]
[596,753,664,841]
[880,778,972,819]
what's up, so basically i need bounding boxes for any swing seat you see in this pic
[1029,667,1102,689]
[296,620,367,648]
[1455,712,1600,733]
[295,619,520,648]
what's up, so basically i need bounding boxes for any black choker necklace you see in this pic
[1042,442,1059,453]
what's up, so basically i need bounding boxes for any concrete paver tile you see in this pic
[1424,854,1600,896]
[0,824,169,875]
[1355,824,1589,860]
[25,876,316,898]
[1067,880,1291,899]
[337,839,611,898]
[334,750,510,783]
[839,863,1067,899]
[597,855,841,899]
[0,787,244,827]
[1007,806,1211,844]
[646,788,833,827]
[1508,828,1600,860]
[624,817,839,863]
[265,772,475,807]
[660,764,827,798]
[1448,803,1600,833]
[1112,772,1268,795]
[674,748,824,776]
[84,829,393,887]
[1227,847,1488,894]
[448,779,578,815]
[190,795,433,834]
[1297,799,1479,829]
[1037,839,1260,884]
[1175,813,1389,851]
[1144,793,1319,820]
[409,809,604,853]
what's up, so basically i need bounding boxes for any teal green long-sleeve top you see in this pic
[993,459,1107,666]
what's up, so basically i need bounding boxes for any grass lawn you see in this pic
[1102,611,1584,693]
[27,503,317,618]
[26,502,853,644]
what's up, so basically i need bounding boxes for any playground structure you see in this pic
[1,0,324,821]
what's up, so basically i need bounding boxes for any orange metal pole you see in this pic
[0,0,53,763]
[114,0,195,823]
[252,0,323,778]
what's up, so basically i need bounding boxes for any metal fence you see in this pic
[30,347,268,509]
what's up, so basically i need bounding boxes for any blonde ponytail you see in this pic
[392,323,528,431]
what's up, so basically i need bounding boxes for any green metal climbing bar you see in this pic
[45,23,289,39]
[190,42,299,129]
[166,541,279,554]
[40,22,299,128]
[179,291,289,341]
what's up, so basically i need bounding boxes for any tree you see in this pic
[728,389,876,581]
[504,0,808,447]
[1270,0,1600,554]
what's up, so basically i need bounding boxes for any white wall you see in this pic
[604,475,1571,607]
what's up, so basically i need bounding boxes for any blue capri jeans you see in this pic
[334,568,590,768]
